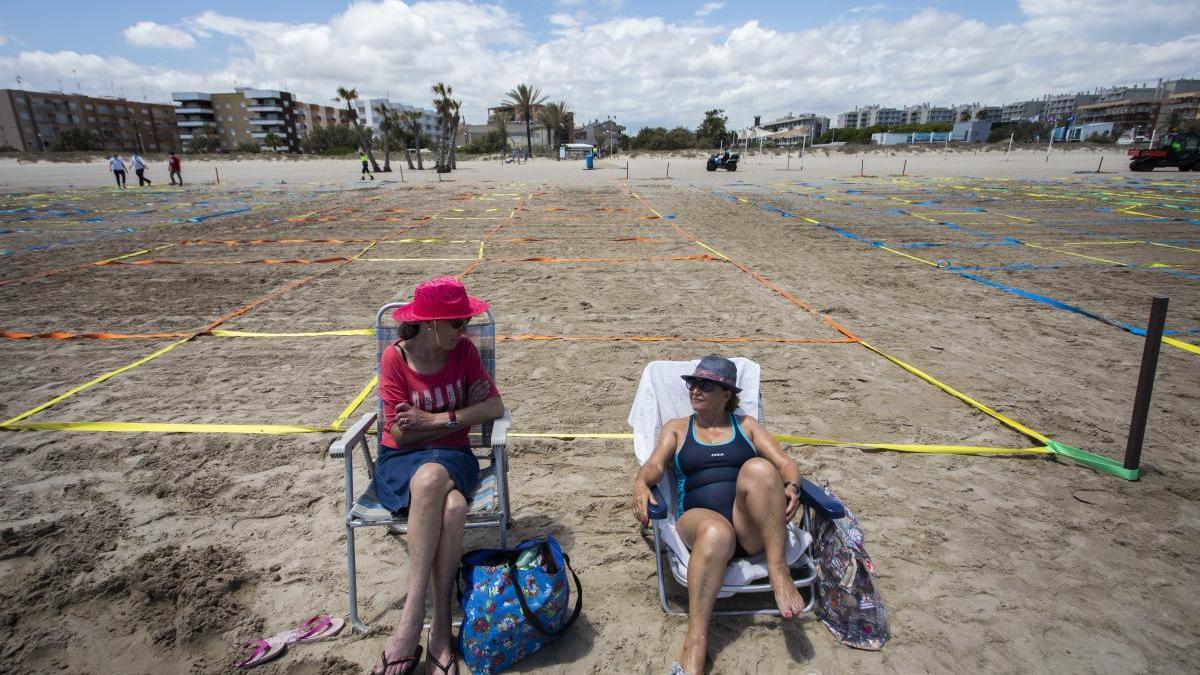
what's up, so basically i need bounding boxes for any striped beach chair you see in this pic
[328,302,511,633]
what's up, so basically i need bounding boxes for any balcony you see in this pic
[248,118,286,126]
[179,134,194,140]
[177,120,209,127]
[247,105,283,113]
[175,107,214,115]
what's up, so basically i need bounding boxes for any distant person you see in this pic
[131,152,151,186]
[108,154,128,189]
[167,151,182,186]
[360,149,374,181]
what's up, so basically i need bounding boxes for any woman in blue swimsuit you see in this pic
[632,356,806,675]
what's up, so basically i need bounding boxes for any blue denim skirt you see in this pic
[375,445,481,515]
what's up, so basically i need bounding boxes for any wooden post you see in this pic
[860,159,864,176]
[625,161,629,180]
[214,167,220,184]
[1124,296,1169,472]
[666,161,670,178]
[901,159,907,176]
[1096,156,1104,173]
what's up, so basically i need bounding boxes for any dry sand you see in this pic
[1,153,1198,674]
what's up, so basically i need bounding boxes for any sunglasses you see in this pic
[686,379,722,393]
[446,317,470,330]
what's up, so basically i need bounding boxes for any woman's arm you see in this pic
[739,416,803,519]
[389,393,504,446]
[632,418,685,525]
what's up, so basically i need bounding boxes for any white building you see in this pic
[354,99,440,139]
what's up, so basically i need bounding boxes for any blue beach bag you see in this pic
[457,536,583,674]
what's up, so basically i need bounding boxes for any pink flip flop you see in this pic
[233,635,288,669]
[289,614,345,644]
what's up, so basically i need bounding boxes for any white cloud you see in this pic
[123,21,196,49]
[548,13,581,28]
[8,1,1200,132]
[695,2,724,17]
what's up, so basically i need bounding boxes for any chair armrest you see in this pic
[490,408,511,449]
[648,484,669,520]
[328,412,377,458]
[799,478,845,519]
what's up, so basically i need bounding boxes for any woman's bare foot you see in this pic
[769,564,806,619]
[372,629,422,675]
[426,624,457,674]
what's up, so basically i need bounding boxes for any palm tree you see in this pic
[431,82,454,173]
[401,110,424,170]
[537,101,568,159]
[491,110,511,161]
[505,83,545,159]
[336,86,381,172]
[449,99,462,170]
[374,102,394,172]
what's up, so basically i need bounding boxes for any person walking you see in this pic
[131,152,152,186]
[360,149,374,180]
[167,151,183,186]
[108,154,128,189]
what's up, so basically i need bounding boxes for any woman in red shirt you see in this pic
[371,276,504,675]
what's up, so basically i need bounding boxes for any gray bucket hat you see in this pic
[681,355,741,392]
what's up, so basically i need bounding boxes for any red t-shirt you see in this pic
[168,156,181,171]
[379,338,499,450]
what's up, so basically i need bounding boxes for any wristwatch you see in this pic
[783,480,801,496]
[445,409,461,430]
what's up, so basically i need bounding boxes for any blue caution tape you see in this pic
[185,207,252,223]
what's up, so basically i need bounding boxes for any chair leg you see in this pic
[347,524,368,633]
[653,524,683,615]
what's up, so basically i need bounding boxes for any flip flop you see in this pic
[290,614,345,644]
[233,635,288,669]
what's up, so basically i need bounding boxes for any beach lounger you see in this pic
[630,358,845,616]
[328,302,512,633]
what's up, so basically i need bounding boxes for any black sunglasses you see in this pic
[446,317,469,330]
[686,379,722,393]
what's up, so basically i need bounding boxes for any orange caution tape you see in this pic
[1,330,190,340]
[177,238,373,245]
[98,257,352,265]
[613,236,663,243]
[499,334,857,344]
[506,254,718,264]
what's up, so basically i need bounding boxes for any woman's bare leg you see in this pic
[428,489,467,673]
[374,463,453,674]
[675,509,736,674]
[731,457,805,618]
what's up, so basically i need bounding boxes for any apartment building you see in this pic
[837,105,904,129]
[1000,99,1043,123]
[758,112,829,140]
[1076,80,1200,130]
[901,104,954,125]
[173,88,344,152]
[0,88,177,152]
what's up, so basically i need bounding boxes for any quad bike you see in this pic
[706,151,740,172]
[1128,132,1200,172]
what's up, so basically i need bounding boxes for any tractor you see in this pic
[1128,132,1200,171]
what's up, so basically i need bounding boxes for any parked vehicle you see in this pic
[1128,132,1200,171]
[706,151,740,172]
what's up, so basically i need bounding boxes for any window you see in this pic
[228,116,233,122]
[141,108,149,114]
[85,103,94,110]
[19,111,29,120]
[88,116,96,123]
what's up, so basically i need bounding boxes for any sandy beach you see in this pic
[1,152,1198,674]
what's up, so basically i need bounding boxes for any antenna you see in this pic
[73,69,81,93]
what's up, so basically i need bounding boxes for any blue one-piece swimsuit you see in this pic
[675,413,759,523]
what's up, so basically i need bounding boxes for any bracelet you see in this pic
[783,480,801,495]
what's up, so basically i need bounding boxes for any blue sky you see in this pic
[1,1,1196,130]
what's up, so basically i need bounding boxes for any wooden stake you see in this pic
[666,161,670,178]
[902,159,907,176]
[1124,296,1168,473]
[1096,156,1104,173]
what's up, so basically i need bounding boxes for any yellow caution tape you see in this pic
[877,246,940,267]
[1150,242,1200,253]
[210,328,373,337]
[331,375,377,430]
[1164,336,1200,355]
[1024,242,1130,266]
[478,240,486,260]
[1,337,193,426]
[774,434,1049,456]
[2,421,332,434]
[95,243,176,265]
[857,340,1051,445]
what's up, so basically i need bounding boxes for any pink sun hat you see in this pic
[392,276,490,323]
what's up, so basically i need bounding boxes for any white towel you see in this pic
[628,358,809,593]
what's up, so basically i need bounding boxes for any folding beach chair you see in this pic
[630,358,845,616]
[328,302,512,633]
